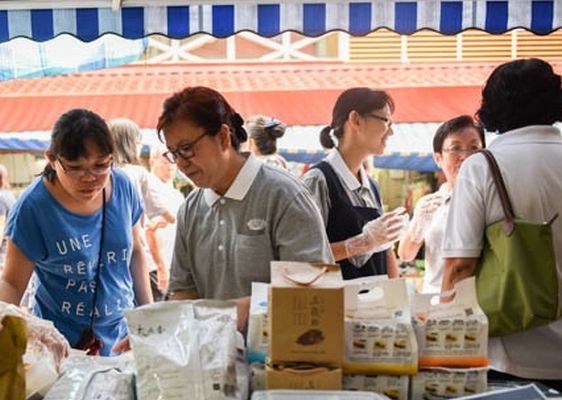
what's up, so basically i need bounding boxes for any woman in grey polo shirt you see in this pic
[156,86,334,331]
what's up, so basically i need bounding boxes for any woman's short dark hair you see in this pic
[43,109,114,182]
[320,87,394,149]
[476,58,562,133]
[433,115,486,152]
[156,86,247,150]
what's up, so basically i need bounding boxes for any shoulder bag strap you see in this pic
[478,149,515,235]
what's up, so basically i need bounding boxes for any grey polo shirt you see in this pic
[169,153,334,300]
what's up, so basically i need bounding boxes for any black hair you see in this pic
[477,58,562,133]
[319,87,394,149]
[43,109,114,182]
[157,86,247,150]
[433,115,486,152]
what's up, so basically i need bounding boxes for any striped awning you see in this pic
[0,1,560,43]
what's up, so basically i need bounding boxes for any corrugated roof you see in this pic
[0,61,551,132]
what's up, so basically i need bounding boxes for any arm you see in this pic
[169,290,200,300]
[386,248,400,278]
[397,230,423,262]
[0,239,35,305]
[160,210,176,225]
[130,223,153,305]
[441,257,479,294]
[145,225,169,291]
[330,241,348,262]
[234,296,251,333]
[0,214,7,249]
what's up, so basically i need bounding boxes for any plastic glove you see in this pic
[407,192,444,243]
[345,207,409,268]
[0,301,70,372]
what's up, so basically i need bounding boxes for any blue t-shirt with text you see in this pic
[6,169,143,356]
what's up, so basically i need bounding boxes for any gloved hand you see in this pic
[407,192,444,243]
[0,301,70,371]
[345,207,409,268]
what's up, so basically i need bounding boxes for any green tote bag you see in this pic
[476,149,561,337]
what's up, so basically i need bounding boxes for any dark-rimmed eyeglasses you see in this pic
[163,132,207,164]
[56,157,112,178]
[365,113,392,127]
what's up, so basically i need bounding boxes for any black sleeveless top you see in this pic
[312,161,388,279]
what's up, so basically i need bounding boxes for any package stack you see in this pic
[409,277,489,399]
[341,277,418,400]
[246,282,270,393]
[266,261,345,390]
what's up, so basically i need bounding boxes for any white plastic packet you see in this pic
[125,299,240,400]
[43,350,135,400]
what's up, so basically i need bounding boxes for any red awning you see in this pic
[0,61,508,132]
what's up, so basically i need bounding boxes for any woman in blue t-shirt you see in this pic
[0,108,153,356]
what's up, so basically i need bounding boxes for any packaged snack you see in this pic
[409,366,488,399]
[410,277,488,368]
[343,373,409,400]
[343,277,418,375]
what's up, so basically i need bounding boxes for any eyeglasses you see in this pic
[56,157,112,178]
[365,113,392,127]
[442,146,481,156]
[163,132,207,164]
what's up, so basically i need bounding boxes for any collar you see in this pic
[326,149,371,192]
[488,125,562,148]
[203,152,261,206]
[438,183,452,204]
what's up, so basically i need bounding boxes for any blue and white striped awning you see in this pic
[0,1,561,43]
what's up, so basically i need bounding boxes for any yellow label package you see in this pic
[269,261,344,365]
[410,277,489,368]
[409,366,489,400]
[343,277,418,376]
[342,373,409,400]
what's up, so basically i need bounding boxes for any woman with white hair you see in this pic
[245,115,288,169]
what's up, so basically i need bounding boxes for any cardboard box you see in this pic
[266,362,342,390]
[268,262,344,365]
